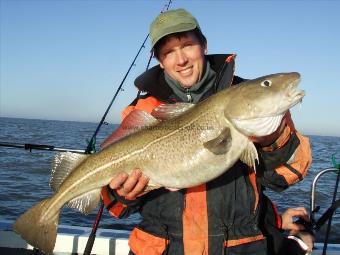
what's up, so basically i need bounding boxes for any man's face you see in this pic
[157,32,207,88]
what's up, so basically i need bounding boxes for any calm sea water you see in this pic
[0,117,339,243]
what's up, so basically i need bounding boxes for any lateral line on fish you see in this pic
[44,112,208,217]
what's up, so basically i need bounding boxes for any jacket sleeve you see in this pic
[101,94,162,218]
[256,113,312,192]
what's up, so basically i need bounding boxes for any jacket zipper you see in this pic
[186,89,193,103]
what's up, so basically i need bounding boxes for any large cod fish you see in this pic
[14,72,304,253]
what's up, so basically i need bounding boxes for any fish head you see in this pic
[224,72,304,137]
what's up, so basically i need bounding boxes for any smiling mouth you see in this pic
[178,66,193,75]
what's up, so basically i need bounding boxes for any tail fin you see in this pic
[13,198,60,254]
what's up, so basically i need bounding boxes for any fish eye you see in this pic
[261,80,272,87]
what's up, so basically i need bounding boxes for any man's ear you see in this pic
[204,43,208,54]
[159,62,164,69]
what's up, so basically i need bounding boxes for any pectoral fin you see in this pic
[240,140,259,170]
[203,128,232,155]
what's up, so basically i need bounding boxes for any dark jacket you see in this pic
[101,54,312,255]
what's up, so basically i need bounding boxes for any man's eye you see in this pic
[166,49,174,55]
[161,50,173,58]
[167,51,175,57]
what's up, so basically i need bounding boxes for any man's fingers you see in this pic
[286,207,309,218]
[108,169,150,198]
[281,207,310,231]
[285,207,309,224]
[121,169,142,193]
[125,175,150,200]
[289,207,308,214]
[115,169,142,196]
[109,172,129,190]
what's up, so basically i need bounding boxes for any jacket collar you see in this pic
[134,54,235,102]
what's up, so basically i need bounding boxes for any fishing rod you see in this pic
[82,28,151,255]
[321,155,340,255]
[84,32,149,154]
[83,1,173,254]
[0,141,85,154]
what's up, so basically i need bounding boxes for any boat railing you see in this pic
[310,167,339,220]
[309,164,340,255]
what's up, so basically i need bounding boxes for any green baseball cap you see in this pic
[149,8,200,48]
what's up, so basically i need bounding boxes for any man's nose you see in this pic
[176,50,188,65]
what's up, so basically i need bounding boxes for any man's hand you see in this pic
[109,169,149,200]
[282,207,314,253]
[281,207,310,231]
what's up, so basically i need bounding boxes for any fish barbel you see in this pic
[13,72,304,253]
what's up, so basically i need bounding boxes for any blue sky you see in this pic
[1,0,339,137]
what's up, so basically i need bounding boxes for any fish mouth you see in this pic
[286,78,305,107]
[231,78,305,137]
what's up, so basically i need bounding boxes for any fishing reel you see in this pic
[294,215,317,236]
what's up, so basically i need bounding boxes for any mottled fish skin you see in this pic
[44,95,247,218]
[13,72,304,254]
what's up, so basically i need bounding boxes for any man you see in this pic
[101,9,313,255]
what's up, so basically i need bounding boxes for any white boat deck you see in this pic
[1,220,339,254]
[0,220,130,255]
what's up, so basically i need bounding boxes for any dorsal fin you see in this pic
[50,152,89,192]
[101,109,159,148]
[151,103,195,121]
